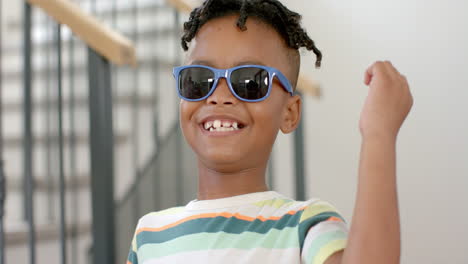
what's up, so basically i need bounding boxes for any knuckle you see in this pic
[398,75,406,84]
[373,61,386,71]
[409,95,414,107]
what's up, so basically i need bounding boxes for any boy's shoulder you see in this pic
[137,206,186,228]
[135,192,344,228]
[255,193,346,226]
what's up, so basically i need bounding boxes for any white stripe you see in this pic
[301,221,348,259]
[142,248,301,264]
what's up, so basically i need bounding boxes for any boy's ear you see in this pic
[280,94,302,134]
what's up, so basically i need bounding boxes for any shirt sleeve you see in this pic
[298,200,348,264]
[126,227,139,264]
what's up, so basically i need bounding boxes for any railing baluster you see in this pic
[293,92,306,201]
[132,0,140,222]
[88,48,116,264]
[151,5,160,210]
[23,2,36,264]
[45,16,55,224]
[111,0,118,129]
[56,23,67,264]
[268,157,274,190]
[173,10,183,205]
[68,34,79,264]
[0,0,5,263]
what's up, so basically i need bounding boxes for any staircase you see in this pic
[1,1,197,263]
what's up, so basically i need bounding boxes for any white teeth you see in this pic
[209,126,238,132]
[204,120,242,132]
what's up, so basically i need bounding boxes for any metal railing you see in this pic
[0,0,135,263]
[0,1,5,263]
[4,0,184,263]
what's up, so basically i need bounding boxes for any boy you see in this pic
[127,0,413,263]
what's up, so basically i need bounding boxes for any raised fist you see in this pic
[360,61,413,140]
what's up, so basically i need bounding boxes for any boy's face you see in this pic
[180,15,301,172]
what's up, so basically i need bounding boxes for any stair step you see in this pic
[6,0,171,31]
[7,175,89,192]
[2,54,175,83]
[5,221,91,246]
[3,24,178,54]
[3,132,128,148]
[5,187,92,229]
[2,93,155,113]
[5,0,171,31]
[89,0,168,16]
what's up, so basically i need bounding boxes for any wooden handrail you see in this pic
[28,0,136,66]
[167,0,195,13]
[165,0,322,98]
[297,75,321,98]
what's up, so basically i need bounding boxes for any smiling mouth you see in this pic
[202,119,245,132]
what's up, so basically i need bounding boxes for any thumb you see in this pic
[364,62,377,86]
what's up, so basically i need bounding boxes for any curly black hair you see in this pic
[181,0,322,69]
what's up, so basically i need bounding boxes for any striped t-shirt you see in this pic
[127,191,348,264]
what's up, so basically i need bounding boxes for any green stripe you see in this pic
[304,230,348,263]
[127,249,138,264]
[253,198,296,208]
[298,212,343,248]
[313,239,346,264]
[138,227,299,262]
[299,203,342,223]
[137,212,303,249]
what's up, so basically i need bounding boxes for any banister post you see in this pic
[0,1,5,263]
[87,48,115,264]
[23,2,36,264]
[294,93,306,201]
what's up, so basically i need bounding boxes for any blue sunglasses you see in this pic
[173,65,294,102]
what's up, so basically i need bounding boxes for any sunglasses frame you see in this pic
[173,64,294,102]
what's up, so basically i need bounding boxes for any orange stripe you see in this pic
[327,216,343,222]
[127,261,132,264]
[136,206,308,235]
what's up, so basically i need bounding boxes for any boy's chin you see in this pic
[200,151,243,165]
[198,151,253,172]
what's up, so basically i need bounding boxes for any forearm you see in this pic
[342,135,401,264]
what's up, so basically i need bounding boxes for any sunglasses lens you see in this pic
[230,67,270,100]
[179,67,215,100]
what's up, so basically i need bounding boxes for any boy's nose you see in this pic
[206,78,236,105]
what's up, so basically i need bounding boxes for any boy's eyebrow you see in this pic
[235,60,266,67]
[190,60,213,66]
[190,60,266,67]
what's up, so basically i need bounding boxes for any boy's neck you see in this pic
[197,161,269,200]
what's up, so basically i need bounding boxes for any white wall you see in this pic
[283,0,468,263]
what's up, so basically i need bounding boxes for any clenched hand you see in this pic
[360,61,413,140]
